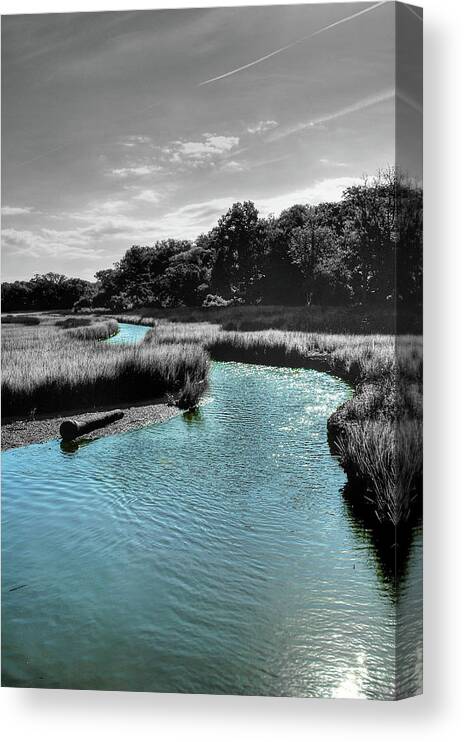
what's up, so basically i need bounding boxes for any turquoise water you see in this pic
[1,327,422,697]
[105,321,152,343]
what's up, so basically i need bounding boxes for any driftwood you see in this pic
[59,409,124,441]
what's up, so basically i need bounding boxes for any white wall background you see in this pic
[1,0,463,739]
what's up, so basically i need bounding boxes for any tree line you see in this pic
[2,169,422,313]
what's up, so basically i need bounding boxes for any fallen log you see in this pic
[59,409,124,441]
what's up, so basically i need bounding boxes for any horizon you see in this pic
[1,2,422,282]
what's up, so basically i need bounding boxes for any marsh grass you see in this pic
[1,320,210,419]
[66,319,119,341]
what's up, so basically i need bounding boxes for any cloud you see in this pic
[119,135,153,148]
[108,134,240,178]
[1,227,105,260]
[198,1,386,85]
[2,205,34,216]
[133,189,162,204]
[220,160,248,173]
[247,120,278,135]
[109,165,162,178]
[98,200,133,214]
[147,133,242,172]
[164,134,239,165]
[319,158,348,167]
[182,135,239,155]
[254,177,365,215]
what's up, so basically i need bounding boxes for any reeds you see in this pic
[1,320,210,419]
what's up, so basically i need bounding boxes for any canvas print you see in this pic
[1,2,423,699]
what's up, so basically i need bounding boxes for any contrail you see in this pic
[268,89,395,142]
[397,89,422,114]
[15,142,70,167]
[198,1,387,86]
[404,4,423,22]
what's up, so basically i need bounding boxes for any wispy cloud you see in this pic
[119,135,153,148]
[133,189,162,204]
[319,158,348,167]
[247,120,278,135]
[220,160,248,173]
[198,1,386,85]
[2,205,35,216]
[268,89,394,142]
[2,227,106,261]
[98,200,134,214]
[109,164,162,178]
[254,177,366,216]
[164,134,239,164]
[108,134,240,177]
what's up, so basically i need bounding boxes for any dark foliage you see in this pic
[1,273,96,312]
[2,315,41,325]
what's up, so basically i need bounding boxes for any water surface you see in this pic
[2,339,422,697]
[106,321,152,344]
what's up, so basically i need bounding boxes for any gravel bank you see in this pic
[1,400,180,451]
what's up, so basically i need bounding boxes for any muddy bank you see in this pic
[1,400,180,451]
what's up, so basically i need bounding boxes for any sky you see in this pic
[1,2,422,282]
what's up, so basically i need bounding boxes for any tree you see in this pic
[261,205,310,304]
[1,273,94,311]
[342,169,399,304]
[210,201,264,301]
[288,221,319,305]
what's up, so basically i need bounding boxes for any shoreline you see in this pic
[1,399,180,451]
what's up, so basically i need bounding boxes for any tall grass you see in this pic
[1,321,209,419]
[66,319,119,341]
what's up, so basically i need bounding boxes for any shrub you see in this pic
[73,296,93,312]
[202,294,232,308]
[55,317,93,329]
[176,376,207,410]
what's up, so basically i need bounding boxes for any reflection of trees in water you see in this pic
[341,480,422,600]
